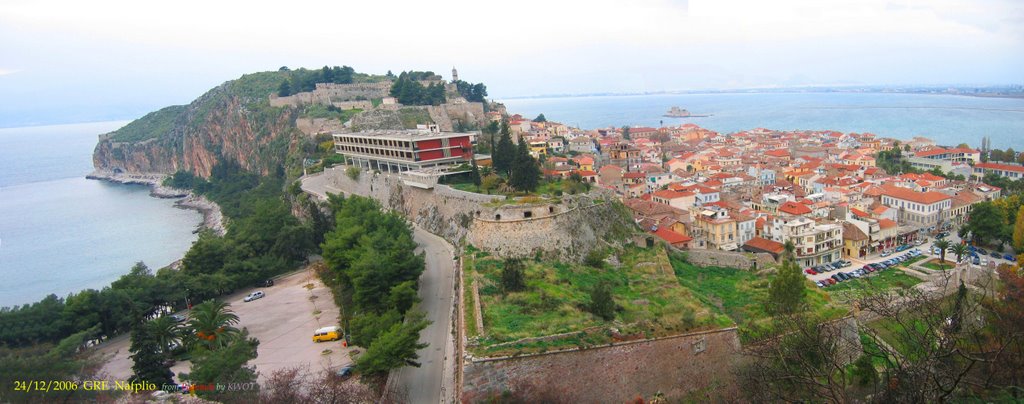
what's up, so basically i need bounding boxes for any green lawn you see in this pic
[466,246,723,356]
[899,255,927,267]
[826,268,923,293]
[670,256,845,330]
[922,259,955,271]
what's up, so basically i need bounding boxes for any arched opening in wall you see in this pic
[495,214,501,221]
[548,206,554,214]
[523,211,533,219]
[475,211,480,217]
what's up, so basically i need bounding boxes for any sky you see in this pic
[1,0,1022,127]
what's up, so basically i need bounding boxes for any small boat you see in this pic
[664,106,712,118]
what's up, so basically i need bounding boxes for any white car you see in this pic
[244,291,265,302]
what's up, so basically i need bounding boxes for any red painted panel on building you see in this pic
[449,136,472,148]
[416,139,443,150]
[419,150,445,161]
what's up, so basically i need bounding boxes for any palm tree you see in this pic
[951,243,969,264]
[935,239,951,265]
[149,315,182,355]
[187,300,240,351]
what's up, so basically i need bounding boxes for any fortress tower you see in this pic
[452,66,459,83]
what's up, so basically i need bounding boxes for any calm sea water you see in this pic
[0,122,201,308]
[501,92,1024,149]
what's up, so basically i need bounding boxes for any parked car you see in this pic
[973,256,981,265]
[978,248,989,255]
[991,252,1002,259]
[1004,254,1016,261]
[826,278,837,285]
[831,274,844,283]
[335,365,355,379]
[880,251,891,257]
[257,279,274,287]
[805,268,817,275]
[244,291,265,302]
[169,314,186,323]
[816,280,827,288]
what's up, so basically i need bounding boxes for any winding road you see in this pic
[302,170,457,403]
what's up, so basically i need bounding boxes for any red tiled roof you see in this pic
[779,201,812,215]
[577,170,597,176]
[880,184,952,205]
[914,147,979,158]
[652,228,692,244]
[878,218,897,229]
[743,237,785,254]
[653,190,694,199]
[975,162,1024,174]
[850,208,870,218]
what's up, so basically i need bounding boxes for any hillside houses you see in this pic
[500,117,994,258]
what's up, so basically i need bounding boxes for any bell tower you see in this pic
[451,66,459,83]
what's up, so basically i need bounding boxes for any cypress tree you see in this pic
[767,245,807,315]
[493,122,515,175]
[470,159,482,187]
[510,138,540,192]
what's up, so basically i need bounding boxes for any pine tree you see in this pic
[533,113,547,123]
[493,122,515,175]
[501,258,526,293]
[277,80,292,97]
[1013,205,1024,253]
[129,322,174,387]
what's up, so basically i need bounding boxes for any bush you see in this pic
[346,166,361,181]
[584,249,607,269]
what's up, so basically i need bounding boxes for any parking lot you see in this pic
[804,235,1019,288]
[93,265,352,384]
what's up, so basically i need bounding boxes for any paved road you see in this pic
[392,227,455,403]
[302,169,457,403]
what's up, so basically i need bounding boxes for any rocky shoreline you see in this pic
[86,170,225,236]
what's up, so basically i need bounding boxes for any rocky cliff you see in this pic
[94,69,492,178]
[93,71,303,178]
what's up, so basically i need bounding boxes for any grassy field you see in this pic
[670,255,846,331]
[465,246,725,356]
[826,268,923,293]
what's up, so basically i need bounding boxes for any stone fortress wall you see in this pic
[317,168,634,261]
[461,328,743,402]
[269,82,392,108]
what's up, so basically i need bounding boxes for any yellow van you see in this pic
[313,326,342,343]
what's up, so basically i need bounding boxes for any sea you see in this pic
[501,92,1024,149]
[1,92,1021,308]
[0,121,201,308]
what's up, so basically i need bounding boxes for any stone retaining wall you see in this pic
[683,249,778,271]
[461,328,742,403]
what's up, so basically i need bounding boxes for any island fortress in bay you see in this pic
[664,106,711,117]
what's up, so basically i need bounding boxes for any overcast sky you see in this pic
[1,0,1022,126]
